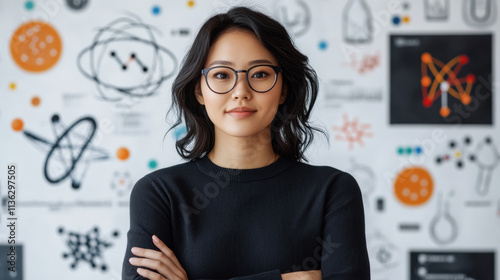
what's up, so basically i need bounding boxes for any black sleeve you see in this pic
[122,176,283,280]
[320,172,370,280]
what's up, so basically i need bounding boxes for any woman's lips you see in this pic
[226,111,256,118]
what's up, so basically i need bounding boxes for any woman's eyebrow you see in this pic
[207,59,273,67]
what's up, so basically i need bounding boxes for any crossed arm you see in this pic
[128,235,321,280]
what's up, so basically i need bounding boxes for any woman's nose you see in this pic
[231,73,252,100]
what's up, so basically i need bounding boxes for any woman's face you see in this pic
[196,29,286,138]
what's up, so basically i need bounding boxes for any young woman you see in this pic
[123,6,370,280]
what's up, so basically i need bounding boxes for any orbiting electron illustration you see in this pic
[77,14,178,107]
[420,53,475,118]
[429,192,458,245]
[19,114,109,189]
[469,137,499,196]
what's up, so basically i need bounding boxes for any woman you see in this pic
[123,6,370,280]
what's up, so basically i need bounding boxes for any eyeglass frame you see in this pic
[200,64,282,94]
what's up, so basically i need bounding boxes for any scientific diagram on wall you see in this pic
[390,34,492,124]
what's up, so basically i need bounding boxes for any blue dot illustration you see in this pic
[25,1,34,10]
[415,146,422,154]
[152,5,161,15]
[392,16,401,25]
[318,40,328,50]
[148,160,158,169]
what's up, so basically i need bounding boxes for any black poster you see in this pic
[410,251,495,280]
[390,34,492,125]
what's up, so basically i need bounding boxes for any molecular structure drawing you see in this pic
[332,114,373,150]
[59,226,119,271]
[436,136,499,196]
[420,53,476,118]
[17,114,109,189]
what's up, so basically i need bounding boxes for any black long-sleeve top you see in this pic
[122,155,370,280]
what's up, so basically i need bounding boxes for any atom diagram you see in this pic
[77,14,178,107]
[332,114,373,150]
[20,114,109,189]
[420,52,475,118]
[58,226,119,271]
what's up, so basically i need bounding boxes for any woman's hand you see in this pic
[281,270,321,280]
[129,235,188,280]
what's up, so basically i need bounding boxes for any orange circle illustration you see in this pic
[31,96,41,106]
[11,118,24,131]
[421,53,432,64]
[440,107,450,117]
[10,21,62,72]
[394,167,433,206]
[117,147,130,161]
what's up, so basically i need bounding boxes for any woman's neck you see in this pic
[208,127,279,169]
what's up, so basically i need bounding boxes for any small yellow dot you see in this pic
[9,83,16,90]
[403,15,410,23]
[187,0,195,7]
[455,151,461,158]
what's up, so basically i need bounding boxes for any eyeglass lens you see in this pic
[205,65,277,93]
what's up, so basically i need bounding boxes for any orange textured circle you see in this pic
[10,21,62,72]
[11,118,24,131]
[394,167,433,206]
[117,147,130,161]
[31,96,41,106]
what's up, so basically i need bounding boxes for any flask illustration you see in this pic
[343,0,373,44]
[429,192,458,245]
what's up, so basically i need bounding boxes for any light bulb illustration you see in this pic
[343,0,373,44]
[429,192,458,245]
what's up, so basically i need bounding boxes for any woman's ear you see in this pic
[279,83,287,104]
[195,82,205,105]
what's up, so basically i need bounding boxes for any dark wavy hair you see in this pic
[167,6,327,162]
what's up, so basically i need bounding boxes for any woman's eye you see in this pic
[252,72,268,79]
[213,72,230,79]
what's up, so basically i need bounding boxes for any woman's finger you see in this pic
[131,246,186,280]
[152,235,188,277]
[129,257,176,279]
[137,267,167,280]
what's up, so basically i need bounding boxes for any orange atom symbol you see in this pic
[420,52,475,118]
[394,167,433,206]
[10,21,62,72]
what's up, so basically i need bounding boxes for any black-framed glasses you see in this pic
[201,64,282,94]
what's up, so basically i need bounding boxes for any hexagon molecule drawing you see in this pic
[58,226,119,271]
[77,14,178,107]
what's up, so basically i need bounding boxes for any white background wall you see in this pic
[1,0,499,279]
